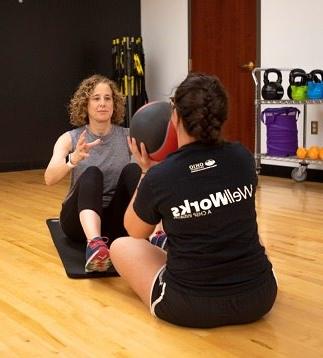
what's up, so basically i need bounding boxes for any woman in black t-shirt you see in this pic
[110,73,277,328]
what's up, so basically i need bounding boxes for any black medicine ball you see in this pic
[129,101,178,161]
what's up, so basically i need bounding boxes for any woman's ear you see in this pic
[170,109,179,130]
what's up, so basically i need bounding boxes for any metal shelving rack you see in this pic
[252,67,323,182]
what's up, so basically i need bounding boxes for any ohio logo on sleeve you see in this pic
[189,159,217,173]
[171,184,254,219]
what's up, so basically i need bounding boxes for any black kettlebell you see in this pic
[262,68,284,100]
[307,69,322,83]
[287,68,306,99]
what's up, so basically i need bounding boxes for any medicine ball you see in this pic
[261,68,284,100]
[129,101,178,161]
[287,68,306,99]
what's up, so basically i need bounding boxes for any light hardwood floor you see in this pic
[0,170,322,357]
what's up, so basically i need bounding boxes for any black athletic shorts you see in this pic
[150,266,277,328]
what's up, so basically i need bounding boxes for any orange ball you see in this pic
[296,147,307,159]
[309,145,320,151]
[308,146,319,160]
[319,148,323,160]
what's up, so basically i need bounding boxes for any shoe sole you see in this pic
[85,250,112,273]
[85,257,112,272]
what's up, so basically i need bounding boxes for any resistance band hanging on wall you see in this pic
[112,36,148,127]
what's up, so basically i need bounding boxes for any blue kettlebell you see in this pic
[307,69,323,100]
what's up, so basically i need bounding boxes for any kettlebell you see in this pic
[287,68,306,99]
[262,68,284,100]
[290,73,308,101]
[307,69,323,100]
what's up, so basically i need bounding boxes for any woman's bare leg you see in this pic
[79,209,101,242]
[110,237,167,306]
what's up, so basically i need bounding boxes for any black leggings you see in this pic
[60,163,141,243]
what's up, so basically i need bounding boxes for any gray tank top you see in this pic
[65,125,131,207]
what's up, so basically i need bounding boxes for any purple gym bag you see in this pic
[261,107,300,157]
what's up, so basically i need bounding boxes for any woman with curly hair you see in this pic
[45,74,141,273]
[110,72,277,328]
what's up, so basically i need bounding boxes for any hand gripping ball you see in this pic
[129,101,178,161]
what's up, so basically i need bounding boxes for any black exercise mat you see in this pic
[46,218,118,279]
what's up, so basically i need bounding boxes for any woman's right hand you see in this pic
[127,136,158,173]
[70,130,101,165]
[44,130,101,186]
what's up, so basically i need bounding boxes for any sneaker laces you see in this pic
[88,236,109,249]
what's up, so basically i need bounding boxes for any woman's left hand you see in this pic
[127,136,158,173]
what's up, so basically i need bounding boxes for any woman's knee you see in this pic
[110,237,152,263]
[110,237,131,255]
[78,166,103,189]
[110,237,134,267]
[122,162,141,176]
[82,166,103,180]
[119,163,141,187]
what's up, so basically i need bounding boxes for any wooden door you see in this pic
[190,0,258,151]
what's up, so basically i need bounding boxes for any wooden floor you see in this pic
[0,170,322,357]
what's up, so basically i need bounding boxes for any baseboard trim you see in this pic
[259,164,323,183]
[0,161,47,172]
[1,162,322,183]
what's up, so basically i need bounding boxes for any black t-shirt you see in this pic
[134,141,272,296]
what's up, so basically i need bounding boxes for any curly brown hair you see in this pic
[174,72,228,145]
[68,74,125,126]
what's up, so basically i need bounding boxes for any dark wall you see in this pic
[0,0,141,171]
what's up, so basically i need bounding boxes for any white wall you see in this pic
[261,1,323,69]
[141,0,323,170]
[140,0,188,101]
[261,0,323,168]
